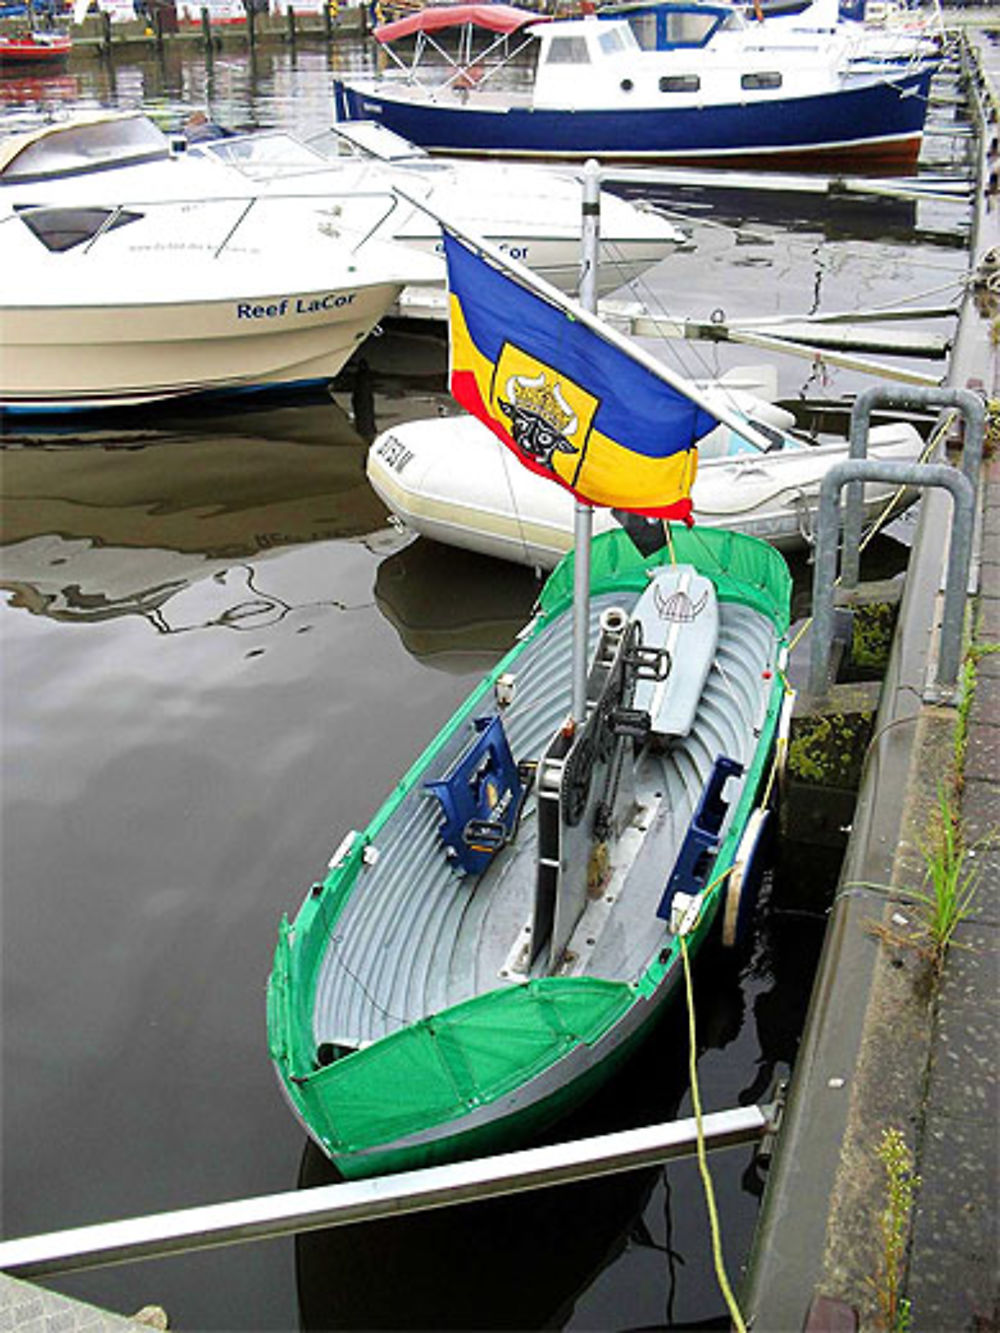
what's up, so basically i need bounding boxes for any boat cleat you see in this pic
[670,890,706,937]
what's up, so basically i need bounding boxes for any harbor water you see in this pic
[0,39,976,1331]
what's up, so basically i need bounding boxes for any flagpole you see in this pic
[571,159,601,725]
[389,185,778,456]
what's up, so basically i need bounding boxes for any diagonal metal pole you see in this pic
[0,1106,771,1280]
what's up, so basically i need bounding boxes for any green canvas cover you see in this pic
[270,975,632,1155]
[540,524,792,632]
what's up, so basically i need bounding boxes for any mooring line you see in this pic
[680,928,748,1333]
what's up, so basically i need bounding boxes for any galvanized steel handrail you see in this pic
[841,385,985,588]
[809,458,977,698]
[0,1107,771,1279]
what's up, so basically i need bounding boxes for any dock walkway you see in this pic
[875,25,999,1327]
[0,1272,164,1331]
[905,456,999,1329]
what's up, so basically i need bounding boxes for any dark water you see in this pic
[0,40,974,1333]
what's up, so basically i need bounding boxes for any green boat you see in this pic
[267,523,792,1179]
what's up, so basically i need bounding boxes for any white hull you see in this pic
[0,191,434,410]
[196,128,685,297]
[2,281,404,408]
[367,411,925,567]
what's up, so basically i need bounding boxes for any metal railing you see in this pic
[0,1105,774,1279]
[1,186,406,261]
[840,384,985,588]
[809,457,977,698]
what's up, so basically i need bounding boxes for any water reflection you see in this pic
[0,395,390,632]
[374,538,541,674]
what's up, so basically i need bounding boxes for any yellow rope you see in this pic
[681,932,747,1333]
[759,729,786,811]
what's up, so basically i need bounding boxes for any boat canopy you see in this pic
[373,4,548,44]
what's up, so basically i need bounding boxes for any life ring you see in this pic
[722,806,769,949]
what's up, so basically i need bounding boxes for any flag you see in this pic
[443,231,714,522]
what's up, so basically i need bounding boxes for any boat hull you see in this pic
[276,939,704,1180]
[366,412,925,567]
[0,35,71,64]
[268,527,791,1179]
[0,281,404,411]
[335,64,934,169]
[397,232,678,300]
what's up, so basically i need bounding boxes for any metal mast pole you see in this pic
[571,158,601,723]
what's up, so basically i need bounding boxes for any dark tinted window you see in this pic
[15,205,144,252]
[741,71,782,89]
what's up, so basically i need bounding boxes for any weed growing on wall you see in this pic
[871,1127,920,1333]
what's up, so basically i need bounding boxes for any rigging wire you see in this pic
[610,212,967,409]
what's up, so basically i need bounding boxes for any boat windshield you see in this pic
[192,131,331,179]
[312,121,430,163]
[599,3,734,49]
[0,115,170,185]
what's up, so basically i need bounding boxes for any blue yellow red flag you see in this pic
[443,231,714,522]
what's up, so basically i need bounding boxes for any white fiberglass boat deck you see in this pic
[0,111,686,301]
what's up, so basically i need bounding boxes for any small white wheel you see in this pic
[722,807,770,949]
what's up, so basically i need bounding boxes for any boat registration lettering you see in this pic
[375,434,414,472]
[236,293,357,319]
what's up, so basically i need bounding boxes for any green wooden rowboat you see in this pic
[267,524,792,1179]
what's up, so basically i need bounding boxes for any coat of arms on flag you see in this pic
[442,230,715,522]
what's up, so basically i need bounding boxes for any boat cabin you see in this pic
[596,1,750,52]
[370,1,857,112]
[528,12,830,110]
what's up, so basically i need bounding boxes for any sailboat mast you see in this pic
[571,159,601,724]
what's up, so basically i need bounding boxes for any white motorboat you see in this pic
[196,121,688,298]
[366,395,925,567]
[0,191,439,413]
[0,111,687,300]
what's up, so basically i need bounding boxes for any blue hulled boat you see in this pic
[334,2,936,169]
